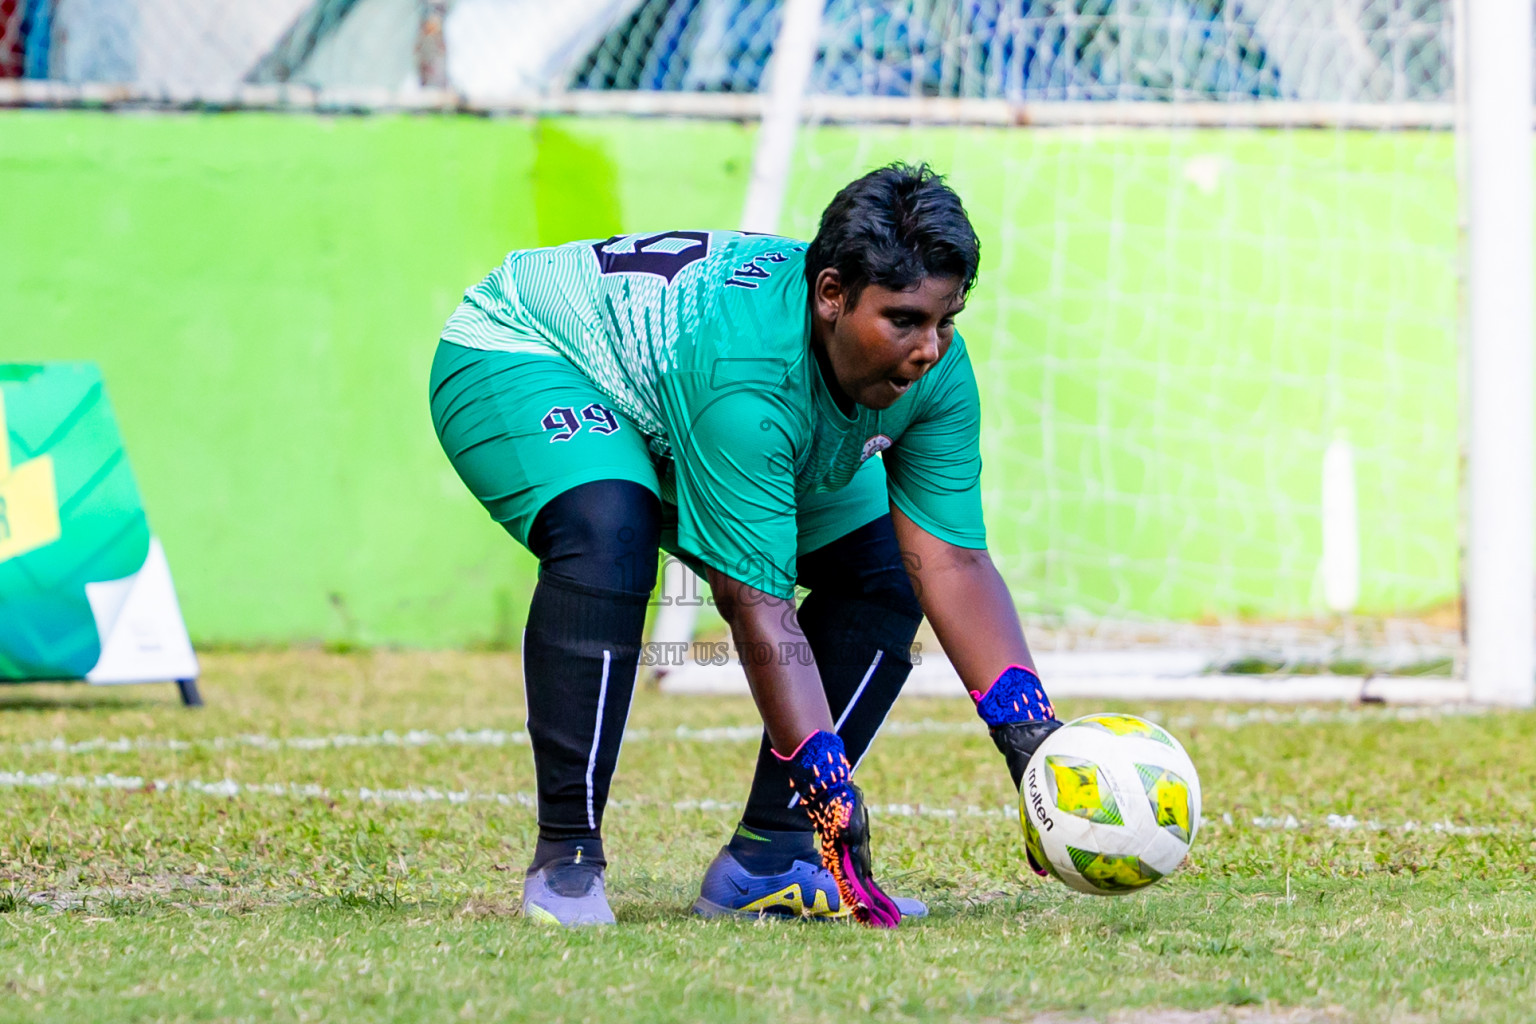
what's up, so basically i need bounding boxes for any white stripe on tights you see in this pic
[788,649,884,809]
[585,650,611,831]
[835,650,884,734]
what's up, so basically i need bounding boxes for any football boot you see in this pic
[692,845,928,920]
[522,850,615,927]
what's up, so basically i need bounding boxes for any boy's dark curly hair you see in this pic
[804,162,981,308]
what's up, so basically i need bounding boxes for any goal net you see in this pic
[5,0,1505,691]
[575,0,1466,680]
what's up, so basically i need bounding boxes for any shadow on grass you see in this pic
[0,692,171,713]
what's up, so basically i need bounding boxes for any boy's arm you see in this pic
[705,568,831,752]
[706,567,902,927]
[891,504,1036,687]
[892,505,1062,802]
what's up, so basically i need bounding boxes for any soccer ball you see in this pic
[1019,713,1201,895]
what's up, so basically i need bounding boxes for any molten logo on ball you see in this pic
[1026,767,1053,831]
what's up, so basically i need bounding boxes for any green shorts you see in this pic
[429,340,889,567]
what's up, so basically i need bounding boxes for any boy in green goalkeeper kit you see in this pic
[430,164,1061,927]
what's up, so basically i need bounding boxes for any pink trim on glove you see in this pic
[968,663,1039,703]
[771,730,822,762]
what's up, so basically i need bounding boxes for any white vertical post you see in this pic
[1321,438,1360,615]
[648,555,702,674]
[649,0,827,668]
[1465,0,1535,705]
[740,0,826,233]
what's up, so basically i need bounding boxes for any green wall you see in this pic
[0,112,751,646]
[772,128,1459,621]
[0,111,1459,644]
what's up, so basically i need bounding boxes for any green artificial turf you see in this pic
[0,651,1531,1022]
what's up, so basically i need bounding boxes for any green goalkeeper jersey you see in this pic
[441,230,985,598]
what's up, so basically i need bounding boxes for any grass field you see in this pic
[0,650,1532,1022]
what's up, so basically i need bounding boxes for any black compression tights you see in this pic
[521,480,661,845]
[518,480,922,849]
[738,514,922,834]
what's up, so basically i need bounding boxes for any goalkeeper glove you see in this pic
[972,665,1063,875]
[776,730,901,928]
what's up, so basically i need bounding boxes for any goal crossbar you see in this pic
[0,80,1463,130]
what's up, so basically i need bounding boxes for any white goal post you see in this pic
[1464,0,1535,706]
[647,0,829,667]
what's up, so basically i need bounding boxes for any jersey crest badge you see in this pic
[860,434,893,463]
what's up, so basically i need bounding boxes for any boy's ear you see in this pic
[813,268,845,323]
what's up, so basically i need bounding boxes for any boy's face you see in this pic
[812,270,965,411]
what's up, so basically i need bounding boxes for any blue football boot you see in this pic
[692,832,928,921]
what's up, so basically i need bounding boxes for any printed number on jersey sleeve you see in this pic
[542,404,621,443]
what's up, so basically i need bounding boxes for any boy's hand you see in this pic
[808,780,901,928]
[778,730,901,928]
[991,720,1063,876]
[989,718,1064,792]
[973,666,1062,878]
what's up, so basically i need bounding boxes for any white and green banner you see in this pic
[0,363,197,691]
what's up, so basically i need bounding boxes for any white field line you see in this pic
[1,703,1496,760]
[0,768,538,808]
[0,767,1523,838]
[1231,812,1514,837]
[1169,703,1493,729]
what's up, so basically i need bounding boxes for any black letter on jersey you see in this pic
[541,406,580,443]
[581,403,620,435]
[733,260,770,281]
[592,231,710,283]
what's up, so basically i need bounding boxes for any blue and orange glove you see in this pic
[776,730,901,928]
[972,664,1062,876]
